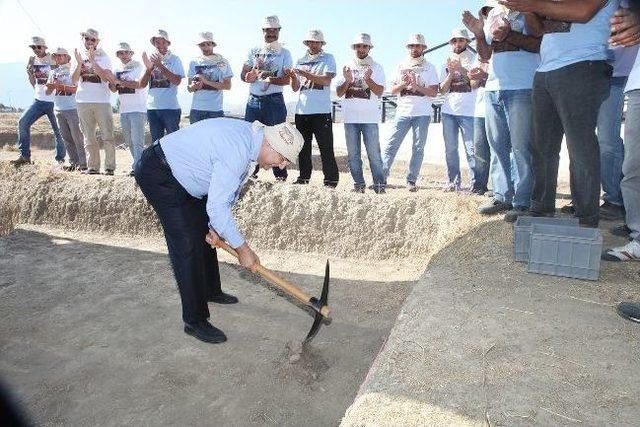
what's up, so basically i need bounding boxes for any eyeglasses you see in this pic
[199,42,213,47]
[84,37,97,42]
[353,44,369,49]
[31,45,45,50]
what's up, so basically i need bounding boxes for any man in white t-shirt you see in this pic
[288,29,339,187]
[241,15,293,181]
[336,33,386,193]
[187,32,233,123]
[439,28,478,192]
[72,28,117,175]
[46,47,86,171]
[110,42,148,175]
[382,34,439,192]
[11,36,66,167]
[140,30,185,141]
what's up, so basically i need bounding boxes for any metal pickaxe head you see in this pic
[302,260,331,346]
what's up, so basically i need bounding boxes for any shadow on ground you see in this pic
[0,228,413,426]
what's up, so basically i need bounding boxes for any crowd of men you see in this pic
[11,1,640,263]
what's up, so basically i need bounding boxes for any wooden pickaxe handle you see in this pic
[216,240,331,318]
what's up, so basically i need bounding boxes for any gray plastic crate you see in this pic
[527,224,602,281]
[514,217,579,262]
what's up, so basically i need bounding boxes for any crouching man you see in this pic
[135,118,303,344]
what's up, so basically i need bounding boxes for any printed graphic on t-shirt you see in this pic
[542,19,572,34]
[149,67,170,89]
[193,64,225,91]
[447,68,472,93]
[252,53,279,80]
[345,67,372,99]
[51,69,74,96]
[296,60,325,91]
[116,70,136,94]
[33,64,51,85]
[80,60,102,83]
[399,69,427,97]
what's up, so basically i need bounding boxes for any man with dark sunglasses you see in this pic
[11,36,66,168]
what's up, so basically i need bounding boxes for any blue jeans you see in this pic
[382,115,431,185]
[18,99,65,161]
[344,123,385,189]
[473,117,491,192]
[485,89,534,207]
[441,113,475,187]
[147,109,181,142]
[189,109,224,124]
[597,76,627,206]
[121,112,146,171]
[244,93,288,179]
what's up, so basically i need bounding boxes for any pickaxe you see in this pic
[216,240,331,345]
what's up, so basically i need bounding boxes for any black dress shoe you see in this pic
[184,321,227,344]
[208,292,239,304]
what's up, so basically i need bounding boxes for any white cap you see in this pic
[253,121,303,165]
[450,28,471,41]
[482,0,500,8]
[196,31,216,46]
[406,33,427,47]
[80,28,100,40]
[116,42,133,53]
[52,47,70,56]
[262,15,281,29]
[351,33,373,48]
[29,36,47,48]
[303,29,325,45]
[150,29,170,45]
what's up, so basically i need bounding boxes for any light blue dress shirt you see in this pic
[538,0,620,73]
[159,118,262,248]
[188,57,233,112]
[147,53,185,110]
[294,52,336,115]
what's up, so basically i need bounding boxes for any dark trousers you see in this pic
[147,109,181,142]
[245,93,288,180]
[135,144,222,324]
[473,117,490,193]
[531,61,611,226]
[294,113,339,186]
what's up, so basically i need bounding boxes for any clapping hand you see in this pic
[245,67,259,83]
[462,10,484,37]
[142,52,153,70]
[342,66,354,84]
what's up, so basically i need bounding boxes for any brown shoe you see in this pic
[10,155,31,167]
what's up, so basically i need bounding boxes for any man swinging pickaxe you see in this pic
[136,117,332,345]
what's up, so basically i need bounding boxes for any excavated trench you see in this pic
[0,161,489,425]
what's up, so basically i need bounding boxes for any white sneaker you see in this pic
[603,240,640,262]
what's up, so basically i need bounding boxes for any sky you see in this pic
[0,0,485,110]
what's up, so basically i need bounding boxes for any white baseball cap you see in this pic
[29,36,47,48]
[406,34,427,47]
[450,28,472,41]
[150,29,171,45]
[196,31,216,46]
[351,33,373,48]
[116,42,133,53]
[262,15,281,29]
[80,28,100,40]
[303,29,326,45]
[253,121,303,165]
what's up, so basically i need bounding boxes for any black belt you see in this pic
[249,92,283,99]
[152,142,170,169]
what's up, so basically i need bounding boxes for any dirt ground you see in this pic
[342,220,640,426]
[0,225,413,426]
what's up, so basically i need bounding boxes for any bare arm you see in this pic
[200,76,232,90]
[439,72,454,94]
[89,58,117,85]
[154,62,182,86]
[26,57,36,87]
[499,0,608,24]
[503,31,542,52]
[336,80,350,98]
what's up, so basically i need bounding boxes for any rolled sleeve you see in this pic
[206,161,245,248]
